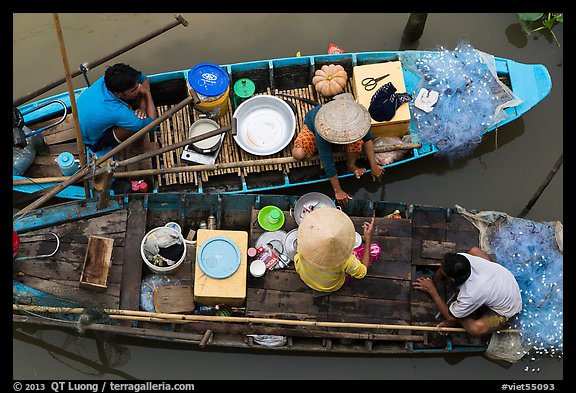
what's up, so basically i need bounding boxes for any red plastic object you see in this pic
[328,43,344,54]
[13,229,20,259]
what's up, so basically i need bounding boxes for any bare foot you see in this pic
[131,141,159,154]
[347,164,366,179]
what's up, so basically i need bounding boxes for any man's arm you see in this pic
[362,139,384,180]
[412,277,457,322]
[328,176,352,207]
[139,78,157,120]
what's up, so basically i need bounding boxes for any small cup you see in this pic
[268,209,281,224]
[250,259,266,277]
[247,247,258,258]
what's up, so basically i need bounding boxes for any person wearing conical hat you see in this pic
[294,208,376,293]
[291,94,384,207]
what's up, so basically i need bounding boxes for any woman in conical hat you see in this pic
[294,207,376,293]
[291,94,384,207]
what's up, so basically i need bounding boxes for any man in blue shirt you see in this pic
[77,63,158,154]
[292,97,384,206]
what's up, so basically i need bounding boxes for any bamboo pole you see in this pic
[14,14,188,107]
[519,153,563,218]
[402,13,428,43]
[12,304,523,334]
[14,142,421,185]
[15,96,194,216]
[52,13,91,199]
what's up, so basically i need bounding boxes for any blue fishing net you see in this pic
[490,219,563,359]
[400,41,522,162]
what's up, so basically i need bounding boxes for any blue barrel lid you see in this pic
[188,62,230,97]
[197,237,241,279]
[57,152,75,168]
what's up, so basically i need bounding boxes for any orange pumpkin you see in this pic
[312,64,348,97]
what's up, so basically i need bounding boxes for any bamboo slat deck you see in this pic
[151,82,356,188]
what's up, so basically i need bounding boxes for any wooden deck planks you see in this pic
[13,209,129,310]
[244,206,481,335]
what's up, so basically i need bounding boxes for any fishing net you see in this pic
[399,40,522,162]
[455,206,563,365]
[13,290,133,378]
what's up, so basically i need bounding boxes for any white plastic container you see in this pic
[249,259,266,277]
[141,226,187,274]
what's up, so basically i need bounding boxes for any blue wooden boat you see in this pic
[12,192,562,360]
[13,49,552,200]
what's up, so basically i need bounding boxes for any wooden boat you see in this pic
[12,192,563,359]
[13,49,552,200]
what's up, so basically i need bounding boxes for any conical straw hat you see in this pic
[297,208,356,269]
[314,98,371,144]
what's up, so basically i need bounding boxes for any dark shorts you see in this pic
[87,127,119,152]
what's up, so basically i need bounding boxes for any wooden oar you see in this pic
[52,13,91,199]
[13,14,189,107]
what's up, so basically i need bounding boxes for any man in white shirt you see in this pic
[413,247,522,336]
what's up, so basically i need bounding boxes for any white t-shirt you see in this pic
[449,253,522,318]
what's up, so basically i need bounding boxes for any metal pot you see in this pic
[291,192,338,225]
[188,118,223,154]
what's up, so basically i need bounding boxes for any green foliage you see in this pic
[517,13,562,47]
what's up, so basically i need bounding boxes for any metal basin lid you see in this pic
[283,228,299,260]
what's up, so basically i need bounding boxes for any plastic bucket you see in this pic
[141,226,187,274]
[232,78,255,108]
[187,62,230,120]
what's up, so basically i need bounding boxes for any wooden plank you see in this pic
[327,295,411,322]
[411,227,446,266]
[411,209,449,229]
[153,285,195,313]
[368,259,412,281]
[246,287,328,316]
[21,210,128,246]
[247,269,314,293]
[79,236,114,292]
[350,217,412,238]
[119,197,147,312]
[15,275,119,309]
[336,276,410,301]
[15,253,120,287]
[421,240,455,259]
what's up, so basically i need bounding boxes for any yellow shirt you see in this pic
[294,252,367,293]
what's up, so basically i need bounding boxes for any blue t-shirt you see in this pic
[77,72,152,146]
[304,104,373,178]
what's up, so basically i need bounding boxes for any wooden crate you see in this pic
[194,229,248,307]
[80,236,114,292]
[153,285,195,313]
[352,61,411,138]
